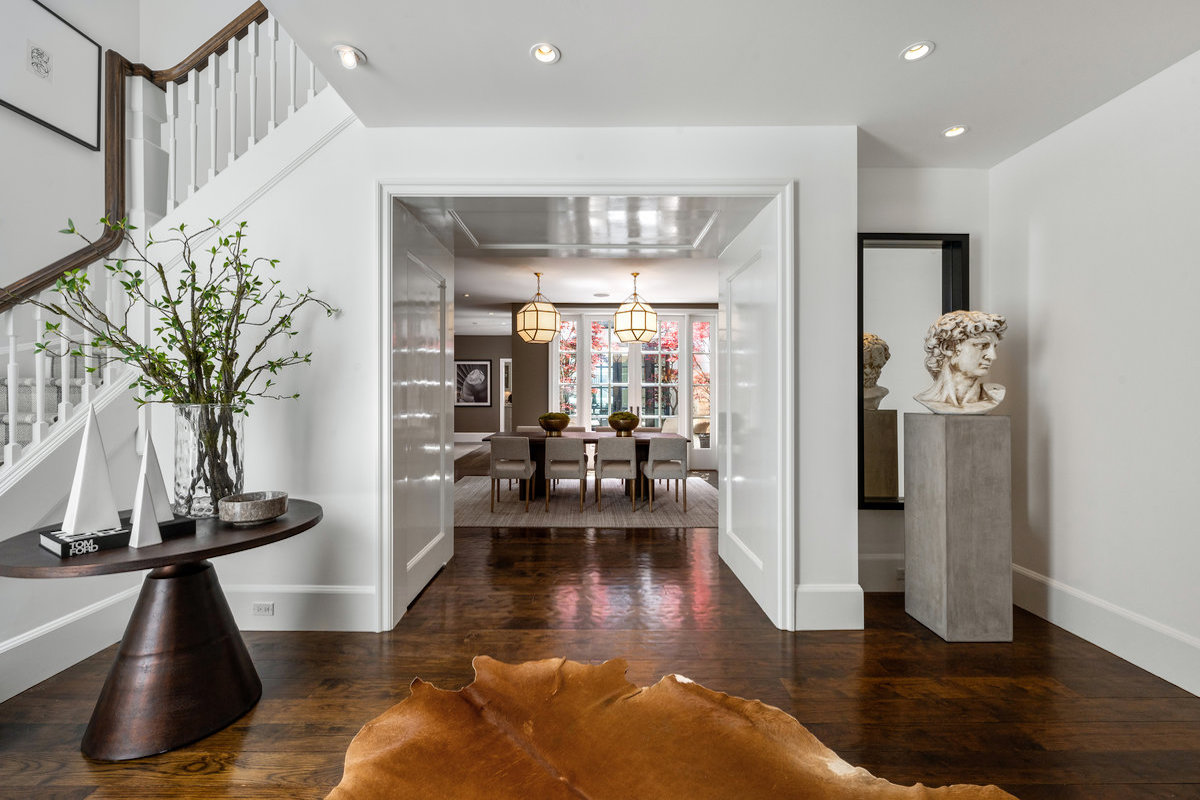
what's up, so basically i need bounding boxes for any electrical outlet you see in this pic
[252,601,275,617]
[896,567,905,582]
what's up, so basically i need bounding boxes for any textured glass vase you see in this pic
[173,404,244,517]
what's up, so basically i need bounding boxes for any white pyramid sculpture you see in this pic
[129,437,173,548]
[62,405,121,535]
[128,469,162,548]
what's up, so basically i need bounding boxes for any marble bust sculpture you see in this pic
[861,333,891,410]
[914,310,1007,414]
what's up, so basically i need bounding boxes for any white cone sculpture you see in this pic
[129,436,173,548]
[62,405,121,535]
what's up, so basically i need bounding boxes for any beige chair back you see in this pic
[490,436,531,467]
[661,417,680,434]
[545,438,586,476]
[647,437,687,469]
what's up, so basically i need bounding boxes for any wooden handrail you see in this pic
[0,2,267,314]
[128,3,268,88]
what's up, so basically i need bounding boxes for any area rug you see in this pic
[454,475,717,528]
[326,657,1017,799]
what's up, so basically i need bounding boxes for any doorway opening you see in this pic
[380,183,796,633]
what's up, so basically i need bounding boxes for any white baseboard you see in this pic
[859,552,905,593]
[1013,564,1200,697]
[0,585,138,703]
[225,584,378,631]
[794,583,864,630]
[454,432,488,444]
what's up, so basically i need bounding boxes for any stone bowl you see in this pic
[607,414,639,437]
[538,415,570,436]
[219,491,289,526]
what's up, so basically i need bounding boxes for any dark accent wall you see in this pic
[454,335,512,432]
[511,305,551,427]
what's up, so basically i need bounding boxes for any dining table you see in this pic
[481,430,688,500]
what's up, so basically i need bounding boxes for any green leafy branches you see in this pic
[24,216,337,411]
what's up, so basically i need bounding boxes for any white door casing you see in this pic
[378,180,794,632]
[385,199,455,626]
[717,195,796,630]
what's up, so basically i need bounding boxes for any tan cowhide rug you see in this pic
[327,657,1017,799]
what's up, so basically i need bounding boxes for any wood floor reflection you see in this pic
[0,524,1196,798]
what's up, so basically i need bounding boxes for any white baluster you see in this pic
[227,38,239,168]
[287,36,297,118]
[208,52,220,181]
[246,21,259,149]
[307,55,316,103]
[103,268,120,386]
[32,298,49,444]
[79,266,97,406]
[266,18,278,132]
[4,309,22,466]
[165,81,178,211]
[57,313,74,423]
[187,70,199,197]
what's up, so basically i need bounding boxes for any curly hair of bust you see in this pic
[922,310,1007,377]
[862,333,891,387]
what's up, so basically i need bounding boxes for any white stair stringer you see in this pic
[151,87,358,242]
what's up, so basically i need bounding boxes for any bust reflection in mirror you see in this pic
[862,333,891,410]
[914,310,1007,414]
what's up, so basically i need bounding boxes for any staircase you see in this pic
[0,2,331,478]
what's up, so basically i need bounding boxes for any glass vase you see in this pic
[173,403,245,517]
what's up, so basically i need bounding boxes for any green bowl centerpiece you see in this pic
[538,412,571,436]
[607,410,640,437]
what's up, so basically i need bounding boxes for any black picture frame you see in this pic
[455,360,491,407]
[0,0,102,151]
[858,233,969,511]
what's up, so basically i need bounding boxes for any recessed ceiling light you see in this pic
[901,41,935,62]
[942,124,968,138]
[530,43,560,64]
[332,43,366,70]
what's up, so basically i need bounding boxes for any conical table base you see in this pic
[81,561,261,761]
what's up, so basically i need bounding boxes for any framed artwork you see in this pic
[455,360,491,407]
[0,0,102,151]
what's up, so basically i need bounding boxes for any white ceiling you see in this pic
[397,195,761,335]
[269,0,1200,167]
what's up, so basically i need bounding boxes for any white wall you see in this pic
[989,50,1200,695]
[856,168,990,590]
[138,0,251,69]
[0,0,139,287]
[151,107,862,633]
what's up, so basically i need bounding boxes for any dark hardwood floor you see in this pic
[0,523,1197,798]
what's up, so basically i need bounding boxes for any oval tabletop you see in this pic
[0,499,322,579]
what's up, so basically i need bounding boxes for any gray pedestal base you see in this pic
[904,413,1012,642]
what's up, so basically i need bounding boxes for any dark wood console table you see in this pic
[0,499,323,761]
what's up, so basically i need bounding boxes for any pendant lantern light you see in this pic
[515,272,560,344]
[613,272,658,343]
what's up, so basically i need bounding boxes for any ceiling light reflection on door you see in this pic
[613,272,658,343]
[515,272,560,343]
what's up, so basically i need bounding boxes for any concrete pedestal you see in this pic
[904,413,1012,642]
[863,409,899,498]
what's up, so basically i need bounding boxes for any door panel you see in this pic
[392,202,454,621]
[717,198,787,627]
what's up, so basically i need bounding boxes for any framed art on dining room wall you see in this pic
[0,0,102,151]
[455,360,491,407]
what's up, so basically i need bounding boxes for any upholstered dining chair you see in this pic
[489,436,536,512]
[595,437,638,512]
[544,438,587,512]
[641,437,688,512]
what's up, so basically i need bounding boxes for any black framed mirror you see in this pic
[858,233,968,510]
